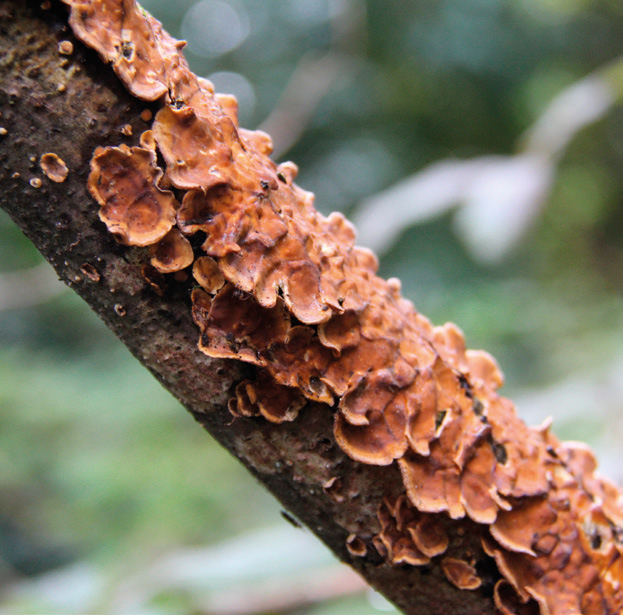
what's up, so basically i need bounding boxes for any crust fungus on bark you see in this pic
[52,0,623,612]
[88,143,177,246]
[39,152,68,182]
[2,2,622,614]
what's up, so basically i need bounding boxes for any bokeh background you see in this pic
[1,0,623,613]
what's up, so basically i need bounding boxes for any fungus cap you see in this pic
[153,105,235,190]
[407,514,449,558]
[88,145,177,246]
[246,376,306,424]
[334,400,409,466]
[322,477,345,503]
[192,256,225,294]
[375,497,433,566]
[346,534,367,558]
[441,557,482,590]
[494,580,539,615]
[40,153,69,183]
[150,228,194,273]
[490,497,556,557]
[192,284,291,366]
[64,0,194,101]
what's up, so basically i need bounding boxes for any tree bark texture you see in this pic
[0,2,547,614]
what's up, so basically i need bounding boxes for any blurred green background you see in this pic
[1,0,622,613]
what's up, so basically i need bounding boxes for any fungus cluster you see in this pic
[63,1,623,613]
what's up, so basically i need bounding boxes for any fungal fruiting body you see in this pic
[63,1,623,613]
[40,152,69,182]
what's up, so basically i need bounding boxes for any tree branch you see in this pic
[0,3,497,613]
[4,3,623,615]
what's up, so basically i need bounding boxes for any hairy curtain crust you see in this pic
[62,1,623,613]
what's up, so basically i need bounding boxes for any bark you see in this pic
[0,2,499,614]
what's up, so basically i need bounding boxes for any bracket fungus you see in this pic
[88,144,177,246]
[149,228,193,273]
[441,557,482,591]
[40,152,69,183]
[62,1,623,613]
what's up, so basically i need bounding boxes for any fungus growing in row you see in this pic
[62,1,623,612]
[483,458,623,615]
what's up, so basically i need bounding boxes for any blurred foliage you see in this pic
[1,0,623,613]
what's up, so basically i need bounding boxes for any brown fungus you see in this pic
[192,256,225,294]
[229,381,257,419]
[322,477,345,503]
[441,557,482,591]
[373,496,450,567]
[58,40,73,55]
[139,129,156,151]
[407,512,449,558]
[191,284,291,366]
[484,458,623,615]
[152,105,238,191]
[66,3,623,613]
[150,228,194,273]
[40,153,69,183]
[62,0,194,101]
[346,534,367,558]
[494,580,540,615]
[334,405,410,466]
[88,145,177,246]
[141,264,167,296]
[80,263,100,282]
[231,374,306,424]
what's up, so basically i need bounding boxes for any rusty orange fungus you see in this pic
[63,1,623,613]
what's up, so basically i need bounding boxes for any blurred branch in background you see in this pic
[0,263,65,312]
[258,0,366,158]
[354,55,623,264]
